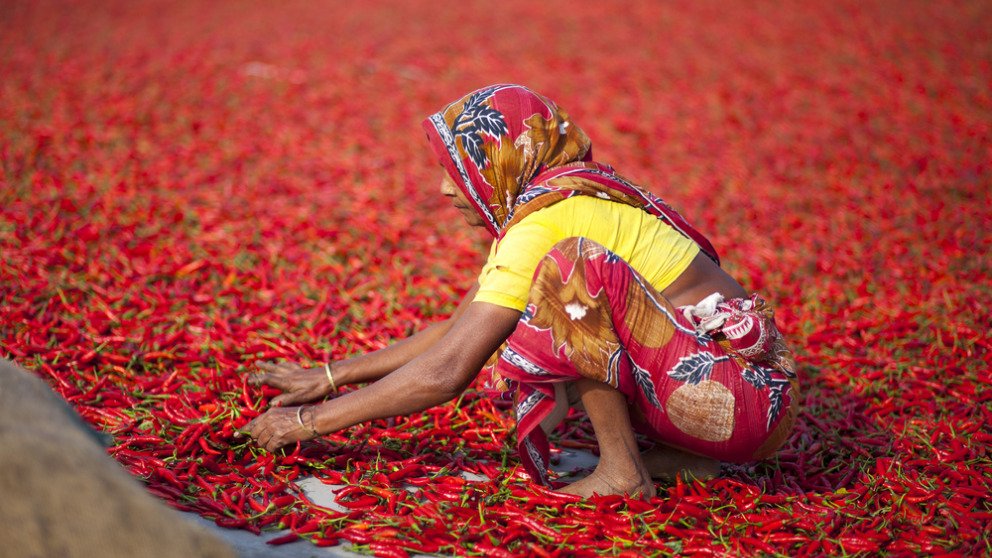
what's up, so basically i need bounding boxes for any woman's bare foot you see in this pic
[556,379,659,499]
[641,445,720,483]
[558,466,657,499]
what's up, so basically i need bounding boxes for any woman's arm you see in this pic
[244,300,521,451]
[250,282,480,406]
[333,281,480,385]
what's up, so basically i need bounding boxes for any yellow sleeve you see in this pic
[473,215,560,312]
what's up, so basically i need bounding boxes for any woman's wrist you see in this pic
[324,362,338,393]
[311,398,346,435]
[296,405,319,437]
[323,357,356,388]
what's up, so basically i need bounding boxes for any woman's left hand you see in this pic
[249,361,333,407]
[240,406,315,452]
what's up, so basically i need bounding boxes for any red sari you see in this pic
[423,85,799,485]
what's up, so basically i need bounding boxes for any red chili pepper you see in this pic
[294,519,321,534]
[147,484,184,500]
[527,543,554,558]
[198,437,221,455]
[111,434,166,448]
[510,516,565,543]
[767,533,809,544]
[368,541,410,558]
[257,515,280,528]
[386,463,423,482]
[270,495,296,508]
[162,400,191,426]
[176,423,208,453]
[154,467,184,490]
[341,527,374,544]
[196,496,228,515]
[113,449,167,468]
[336,495,378,509]
[215,516,247,529]
[265,533,299,546]
[525,484,583,504]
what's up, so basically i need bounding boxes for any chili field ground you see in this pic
[2,0,991,556]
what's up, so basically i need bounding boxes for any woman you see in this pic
[243,84,799,499]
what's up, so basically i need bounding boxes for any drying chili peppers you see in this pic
[2,0,990,555]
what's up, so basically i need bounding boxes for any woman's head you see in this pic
[423,85,593,236]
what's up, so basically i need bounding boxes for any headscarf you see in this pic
[422,84,720,263]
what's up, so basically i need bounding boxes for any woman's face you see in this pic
[439,173,486,228]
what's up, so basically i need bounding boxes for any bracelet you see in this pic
[324,362,338,394]
[296,405,319,437]
[307,406,319,438]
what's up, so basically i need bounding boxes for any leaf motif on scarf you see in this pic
[452,89,509,169]
[458,132,487,170]
[470,108,509,139]
[740,363,774,390]
[765,379,788,431]
[668,352,730,385]
[630,359,664,411]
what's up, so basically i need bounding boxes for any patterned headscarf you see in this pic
[423,84,720,263]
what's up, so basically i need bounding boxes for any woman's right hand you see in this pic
[249,360,335,407]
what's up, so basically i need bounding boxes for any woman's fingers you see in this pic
[248,372,283,389]
[250,361,297,388]
[246,361,330,410]
[254,360,289,376]
[243,406,306,452]
[254,360,300,374]
[250,362,331,403]
[248,361,275,386]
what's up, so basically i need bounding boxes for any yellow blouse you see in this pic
[474,196,700,311]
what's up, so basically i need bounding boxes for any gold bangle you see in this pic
[296,405,318,437]
[324,362,337,393]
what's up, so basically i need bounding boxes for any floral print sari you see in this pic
[423,85,799,485]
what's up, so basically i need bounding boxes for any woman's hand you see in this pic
[249,361,333,407]
[240,405,315,452]
[241,301,522,453]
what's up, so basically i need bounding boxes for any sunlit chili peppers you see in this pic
[2,0,991,555]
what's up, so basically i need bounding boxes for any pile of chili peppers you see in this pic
[2,0,990,555]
